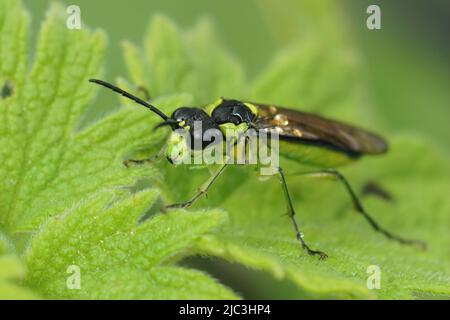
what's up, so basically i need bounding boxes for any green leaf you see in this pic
[25,190,236,299]
[123,15,246,105]
[0,1,238,299]
[0,1,106,231]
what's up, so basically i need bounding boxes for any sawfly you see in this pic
[89,79,426,259]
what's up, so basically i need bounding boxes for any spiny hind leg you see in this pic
[276,167,328,259]
[292,169,426,249]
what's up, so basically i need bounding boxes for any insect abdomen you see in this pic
[278,139,358,168]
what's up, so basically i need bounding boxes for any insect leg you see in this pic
[136,85,151,101]
[362,181,394,202]
[293,169,426,249]
[123,145,167,167]
[276,167,328,259]
[165,164,228,210]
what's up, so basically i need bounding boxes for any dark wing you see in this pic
[253,103,388,157]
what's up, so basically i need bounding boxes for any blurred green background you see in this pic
[26,0,450,152]
[20,0,450,299]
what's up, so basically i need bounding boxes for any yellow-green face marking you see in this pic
[166,129,190,165]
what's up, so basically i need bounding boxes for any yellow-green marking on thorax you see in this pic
[205,98,223,116]
[205,98,259,117]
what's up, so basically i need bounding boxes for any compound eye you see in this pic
[231,112,244,125]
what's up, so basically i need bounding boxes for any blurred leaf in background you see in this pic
[0,233,39,299]
[347,0,450,149]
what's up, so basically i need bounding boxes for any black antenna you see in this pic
[89,79,168,120]
[153,118,178,131]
